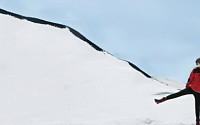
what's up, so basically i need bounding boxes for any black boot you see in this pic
[154,97,166,104]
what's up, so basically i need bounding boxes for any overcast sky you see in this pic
[1,0,200,82]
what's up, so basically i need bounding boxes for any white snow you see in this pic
[0,13,196,125]
[153,76,185,90]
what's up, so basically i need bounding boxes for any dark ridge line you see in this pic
[127,61,151,78]
[68,27,103,51]
[0,8,66,28]
[0,8,151,78]
[0,8,103,51]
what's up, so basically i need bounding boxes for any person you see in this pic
[155,58,200,125]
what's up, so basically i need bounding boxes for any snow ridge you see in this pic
[0,8,151,78]
[0,8,66,28]
[0,8,195,125]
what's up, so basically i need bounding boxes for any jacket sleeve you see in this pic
[186,70,194,88]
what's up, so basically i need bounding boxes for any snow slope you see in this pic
[0,9,195,125]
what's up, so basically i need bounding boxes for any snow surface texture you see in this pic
[0,10,196,125]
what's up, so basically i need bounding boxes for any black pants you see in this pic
[166,87,200,120]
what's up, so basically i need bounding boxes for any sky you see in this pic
[1,0,200,82]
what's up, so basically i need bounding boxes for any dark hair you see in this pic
[196,58,200,65]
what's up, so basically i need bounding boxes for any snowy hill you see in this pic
[0,9,195,125]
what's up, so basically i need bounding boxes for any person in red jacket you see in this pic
[155,58,200,125]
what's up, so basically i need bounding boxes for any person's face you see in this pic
[197,63,200,67]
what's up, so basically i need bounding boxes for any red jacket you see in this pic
[186,67,200,92]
